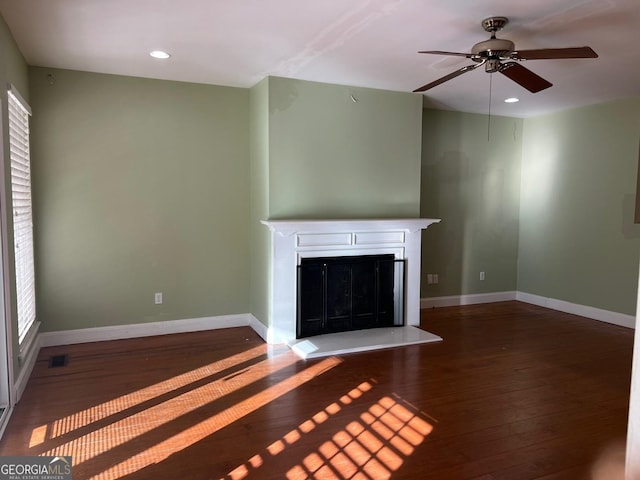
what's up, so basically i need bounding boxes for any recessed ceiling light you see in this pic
[504,97,520,103]
[149,50,171,59]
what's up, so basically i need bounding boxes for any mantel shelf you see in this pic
[261,218,440,236]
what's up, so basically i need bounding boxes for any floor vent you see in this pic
[48,354,68,368]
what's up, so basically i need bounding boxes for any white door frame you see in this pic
[0,94,16,436]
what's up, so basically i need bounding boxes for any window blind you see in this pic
[7,87,36,344]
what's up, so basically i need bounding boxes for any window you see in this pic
[7,87,36,344]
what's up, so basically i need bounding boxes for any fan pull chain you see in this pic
[487,72,493,141]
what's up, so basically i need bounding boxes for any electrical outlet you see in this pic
[433,274,439,284]
[427,274,434,284]
[480,271,485,281]
[154,292,163,305]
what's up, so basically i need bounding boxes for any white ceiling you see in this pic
[1,0,639,117]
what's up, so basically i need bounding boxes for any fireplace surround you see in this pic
[262,218,440,345]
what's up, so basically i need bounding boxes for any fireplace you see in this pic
[262,218,440,345]
[297,254,404,338]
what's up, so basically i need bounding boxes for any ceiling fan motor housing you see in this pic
[471,38,515,60]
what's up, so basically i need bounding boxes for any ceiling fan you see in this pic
[413,16,598,94]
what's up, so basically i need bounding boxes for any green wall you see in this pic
[29,67,251,331]
[518,99,640,315]
[0,16,28,98]
[0,14,30,380]
[247,76,424,328]
[9,40,640,338]
[267,77,423,219]
[421,109,523,297]
[249,78,270,326]
[420,100,640,318]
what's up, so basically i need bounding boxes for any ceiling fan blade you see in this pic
[418,50,473,58]
[500,62,552,93]
[513,46,598,60]
[413,62,484,92]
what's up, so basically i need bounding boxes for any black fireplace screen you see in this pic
[296,254,405,338]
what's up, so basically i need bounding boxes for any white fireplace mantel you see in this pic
[262,218,439,237]
[262,218,440,344]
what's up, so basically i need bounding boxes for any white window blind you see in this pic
[7,87,36,344]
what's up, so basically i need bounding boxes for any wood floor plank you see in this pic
[0,301,633,479]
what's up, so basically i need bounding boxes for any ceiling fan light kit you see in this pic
[414,16,598,94]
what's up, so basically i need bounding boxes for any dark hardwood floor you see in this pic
[0,301,634,479]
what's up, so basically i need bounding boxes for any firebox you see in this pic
[296,254,405,338]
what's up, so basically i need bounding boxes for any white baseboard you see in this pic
[0,406,13,440]
[421,291,517,308]
[39,313,253,347]
[516,292,636,329]
[248,314,270,342]
[14,333,41,403]
[421,291,636,329]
